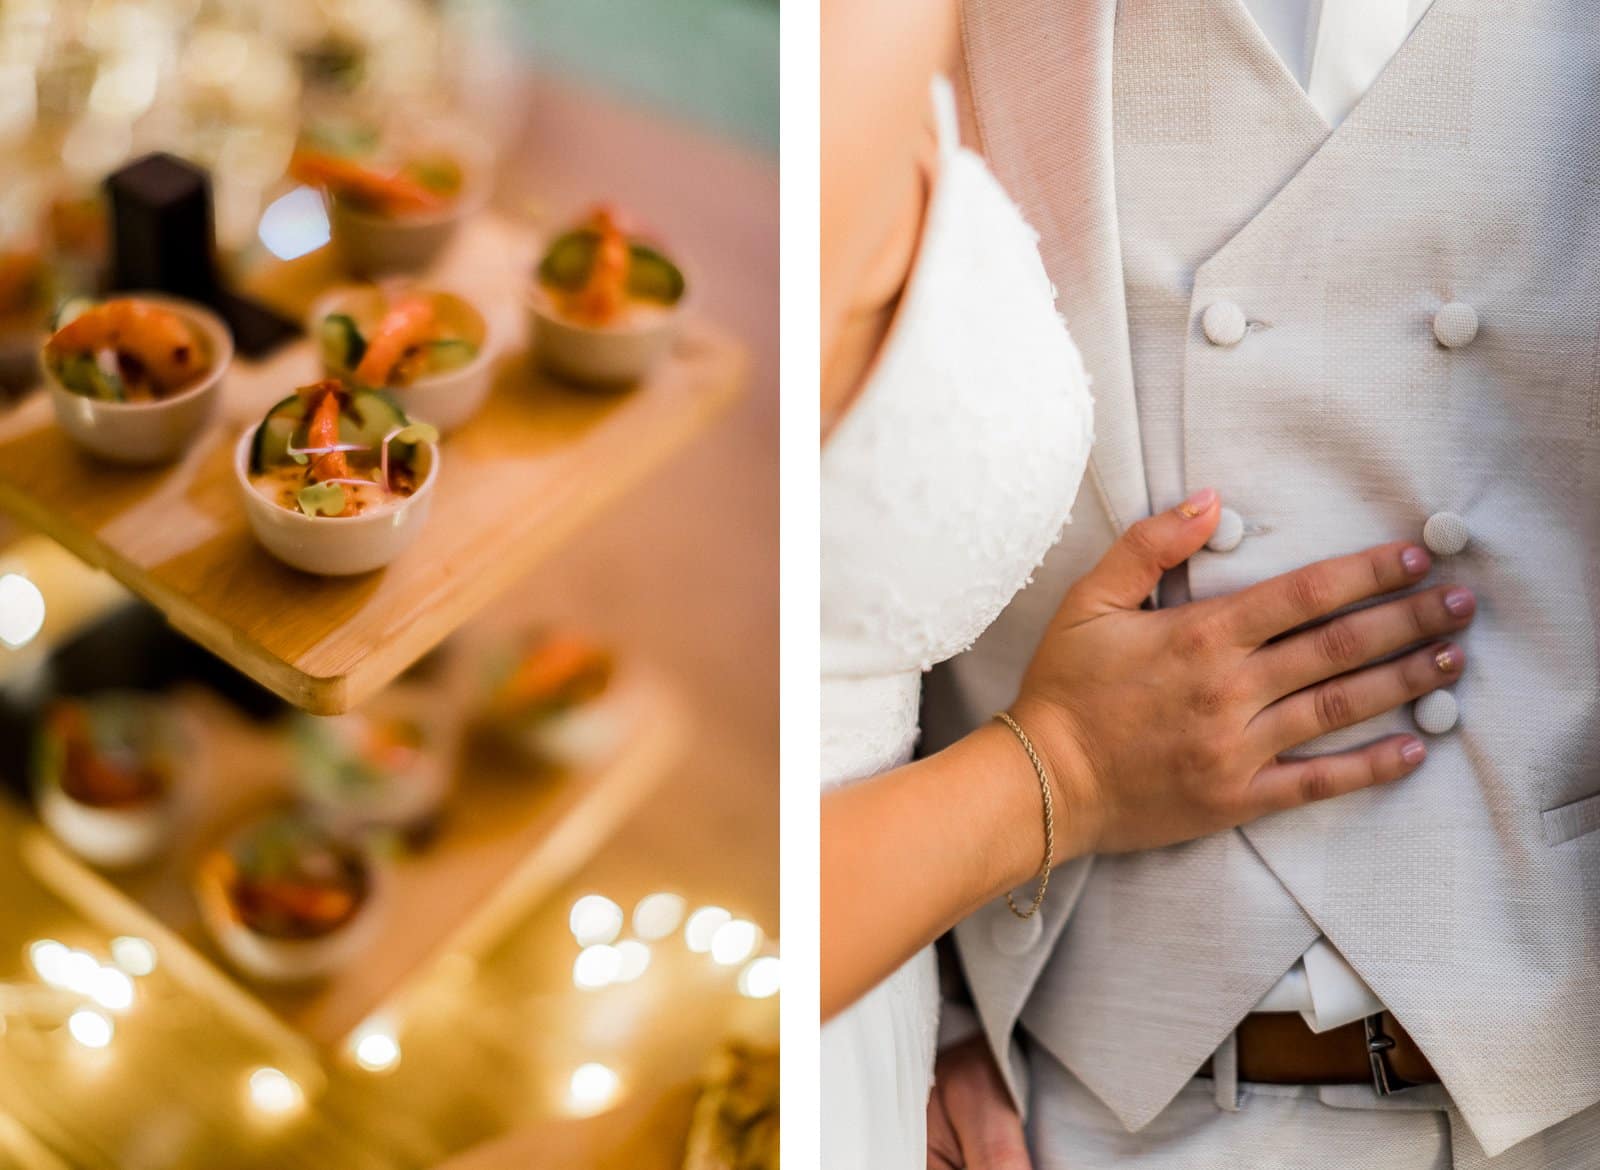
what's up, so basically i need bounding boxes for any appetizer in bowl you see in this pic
[478,631,627,769]
[290,705,454,842]
[236,379,439,576]
[291,124,487,276]
[195,811,384,984]
[32,694,185,869]
[41,295,231,464]
[311,285,490,432]
[529,205,687,387]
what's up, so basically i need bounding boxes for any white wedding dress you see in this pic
[820,79,1096,1170]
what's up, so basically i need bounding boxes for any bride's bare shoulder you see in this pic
[821,0,958,432]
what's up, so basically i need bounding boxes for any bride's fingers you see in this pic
[1250,641,1464,753]
[1247,584,1475,701]
[1247,734,1429,815]
[1059,489,1221,620]
[1211,541,1431,647]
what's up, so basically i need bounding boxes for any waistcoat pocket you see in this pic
[1541,790,1600,846]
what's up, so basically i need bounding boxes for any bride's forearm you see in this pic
[820,715,1090,1022]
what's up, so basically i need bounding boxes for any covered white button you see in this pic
[1414,690,1459,735]
[1207,507,1245,552]
[1433,302,1479,348]
[1423,511,1469,556]
[991,906,1044,956]
[1202,301,1248,347]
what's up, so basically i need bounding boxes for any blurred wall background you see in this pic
[503,0,778,153]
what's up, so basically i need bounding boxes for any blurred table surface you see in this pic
[0,72,777,1170]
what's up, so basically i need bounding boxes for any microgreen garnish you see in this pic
[297,482,347,517]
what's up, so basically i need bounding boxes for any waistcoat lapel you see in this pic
[960,0,1148,535]
[951,0,1141,1113]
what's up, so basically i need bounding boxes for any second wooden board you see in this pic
[18,653,690,1056]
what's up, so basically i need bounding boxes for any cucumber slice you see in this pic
[251,388,410,472]
[350,391,426,474]
[250,387,418,473]
[537,230,598,292]
[406,155,462,195]
[319,313,367,372]
[55,351,123,401]
[340,389,409,450]
[249,394,309,473]
[536,229,685,305]
[424,338,477,374]
[626,244,686,305]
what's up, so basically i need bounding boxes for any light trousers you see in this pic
[1026,1038,1600,1170]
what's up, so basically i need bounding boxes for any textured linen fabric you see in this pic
[943,0,1600,1161]
[819,79,1094,1170]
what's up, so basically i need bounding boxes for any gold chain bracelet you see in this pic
[994,711,1055,920]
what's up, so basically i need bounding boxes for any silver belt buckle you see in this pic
[1363,1013,1414,1097]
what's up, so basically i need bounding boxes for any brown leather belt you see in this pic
[1199,1012,1438,1094]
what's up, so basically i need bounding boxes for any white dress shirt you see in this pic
[1243,0,1436,126]
[1242,0,1434,1033]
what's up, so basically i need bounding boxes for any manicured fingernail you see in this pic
[1443,588,1475,617]
[1434,645,1462,673]
[1401,738,1427,766]
[1401,546,1430,575]
[1178,488,1216,519]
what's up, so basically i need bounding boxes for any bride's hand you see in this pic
[1014,488,1474,857]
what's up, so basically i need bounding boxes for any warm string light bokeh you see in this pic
[0,573,45,649]
[0,848,779,1152]
[568,891,779,999]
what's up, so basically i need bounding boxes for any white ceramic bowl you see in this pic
[325,142,491,277]
[294,691,460,838]
[308,285,493,432]
[195,846,386,984]
[234,426,439,576]
[515,692,632,771]
[42,294,232,465]
[39,785,173,869]
[527,289,683,388]
[32,692,189,868]
[302,750,450,838]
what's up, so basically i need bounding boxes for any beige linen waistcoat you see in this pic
[940,0,1600,1157]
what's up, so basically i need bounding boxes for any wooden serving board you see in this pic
[0,213,746,713]
[19,650,690,1057]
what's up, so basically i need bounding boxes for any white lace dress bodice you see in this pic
[820,79,1094,1170]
